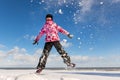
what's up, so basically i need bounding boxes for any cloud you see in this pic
[0,46,120,67]
[0,44,6,48]
[7,46,27,56]
[70,55,118,67]
[0,46,40,67]
[0,51,6,59]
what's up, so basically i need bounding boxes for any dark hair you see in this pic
[46,14,53,20]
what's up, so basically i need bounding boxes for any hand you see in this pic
[33,40,39,45]
[67,34,74,39]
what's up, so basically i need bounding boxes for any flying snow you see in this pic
[100,2,104,5]
[58,9,63,14]
[63,39,67,42]
[77,37,80,40]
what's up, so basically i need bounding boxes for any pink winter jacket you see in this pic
[35,20,69,42]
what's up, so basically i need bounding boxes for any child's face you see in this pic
[46,17,52,21]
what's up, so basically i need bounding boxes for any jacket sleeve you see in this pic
[35,27,46,42]
[57,25,69,35]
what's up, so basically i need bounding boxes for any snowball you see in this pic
[77,37,80,40]
[58,9,63,14]
[100,2,104,5]
[63,39,67,42]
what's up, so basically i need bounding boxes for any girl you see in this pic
[33,14,75,73]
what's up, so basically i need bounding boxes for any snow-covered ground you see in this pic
[0,69,120,80]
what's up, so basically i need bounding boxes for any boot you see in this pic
[68,63,76,68]
[36,68,43,73]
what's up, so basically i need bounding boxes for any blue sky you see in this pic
[0,0,120,68]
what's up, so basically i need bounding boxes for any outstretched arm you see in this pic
[57,25,73,38]
[33,27,46,45]
[57,25,69,35]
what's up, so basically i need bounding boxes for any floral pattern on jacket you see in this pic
[35,20,69,42]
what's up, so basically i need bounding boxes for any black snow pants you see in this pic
[37,41,71,69]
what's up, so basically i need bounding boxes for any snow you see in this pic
[0,69,120,80]
[62,39,67,42]
[58,9,63,14]
[77,37,80,40]
[100,2,104,5]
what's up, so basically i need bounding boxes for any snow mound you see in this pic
[16,73,46,80]
[0,74,80,80]
[15,73,80,80]
[0,75,15,80]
